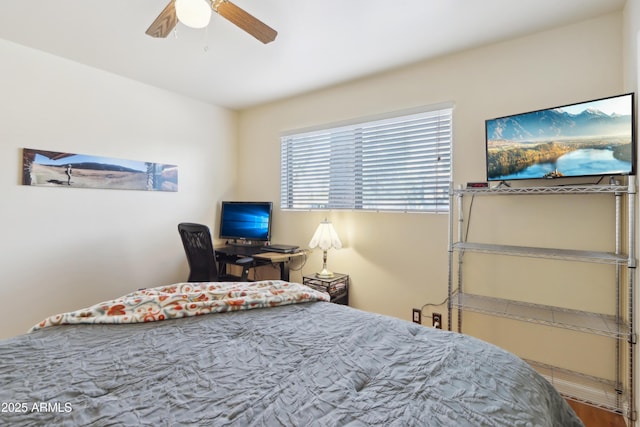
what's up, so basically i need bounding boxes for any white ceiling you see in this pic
[0,0,627,110]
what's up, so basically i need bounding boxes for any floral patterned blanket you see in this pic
[30,280,329,332]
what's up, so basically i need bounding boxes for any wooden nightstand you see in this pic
[303,273,349,305]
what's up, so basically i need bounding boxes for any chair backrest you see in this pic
[177,223,219,282]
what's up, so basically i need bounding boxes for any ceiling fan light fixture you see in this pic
[175,0,212,29]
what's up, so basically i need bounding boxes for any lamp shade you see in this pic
[309,220,342,251]
[175,0,212,29]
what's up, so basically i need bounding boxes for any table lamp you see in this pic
[309,219,342,278]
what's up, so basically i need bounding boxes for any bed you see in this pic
[0,280,583,426]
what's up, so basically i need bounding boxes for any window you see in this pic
[280,106,452,212]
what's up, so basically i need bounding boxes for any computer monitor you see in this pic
[219,201,273,244]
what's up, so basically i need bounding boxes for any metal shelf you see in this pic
[451,292,627,339]
[454,184,628,196]
[525,360,626,417]
[447,178,636,420]
[453,242,628,265]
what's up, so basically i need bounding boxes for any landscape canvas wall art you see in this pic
[22,149,178,192]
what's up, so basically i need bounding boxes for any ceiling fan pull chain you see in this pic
[203,25,210,53]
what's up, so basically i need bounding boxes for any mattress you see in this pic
[0,281,583,426]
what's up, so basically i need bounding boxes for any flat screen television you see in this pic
[219,201,273,243]
[485,93,635,182]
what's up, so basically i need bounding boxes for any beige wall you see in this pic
[238,11,623,314]
[623,0,639,91]
[0,39,237,339]
[237,11,626,381]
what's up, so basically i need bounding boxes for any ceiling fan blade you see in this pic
[214,0,277,44]
[146,0,178,38]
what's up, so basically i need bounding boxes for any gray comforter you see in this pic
[0,301,583,426]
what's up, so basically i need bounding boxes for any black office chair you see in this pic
[177,223,253,282]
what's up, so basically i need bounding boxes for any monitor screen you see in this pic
[219,201,273,242]
[485,93,635,181]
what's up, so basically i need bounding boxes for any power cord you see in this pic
[288,250,308,271]
[420,296,449,314]
[420,296,449,327]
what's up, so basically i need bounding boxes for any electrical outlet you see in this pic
[412,308,421,324]
[432,313,442,329]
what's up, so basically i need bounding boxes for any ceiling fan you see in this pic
[146,0,277,44]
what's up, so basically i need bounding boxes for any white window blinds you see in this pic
[280,106,452,212]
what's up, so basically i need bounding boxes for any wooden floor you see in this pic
[567,401,627,427]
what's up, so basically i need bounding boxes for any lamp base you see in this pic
[315,268,335,279]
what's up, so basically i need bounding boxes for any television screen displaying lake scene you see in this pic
[485,93,635,181]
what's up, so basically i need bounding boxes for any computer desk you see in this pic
[216,246,306,282]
